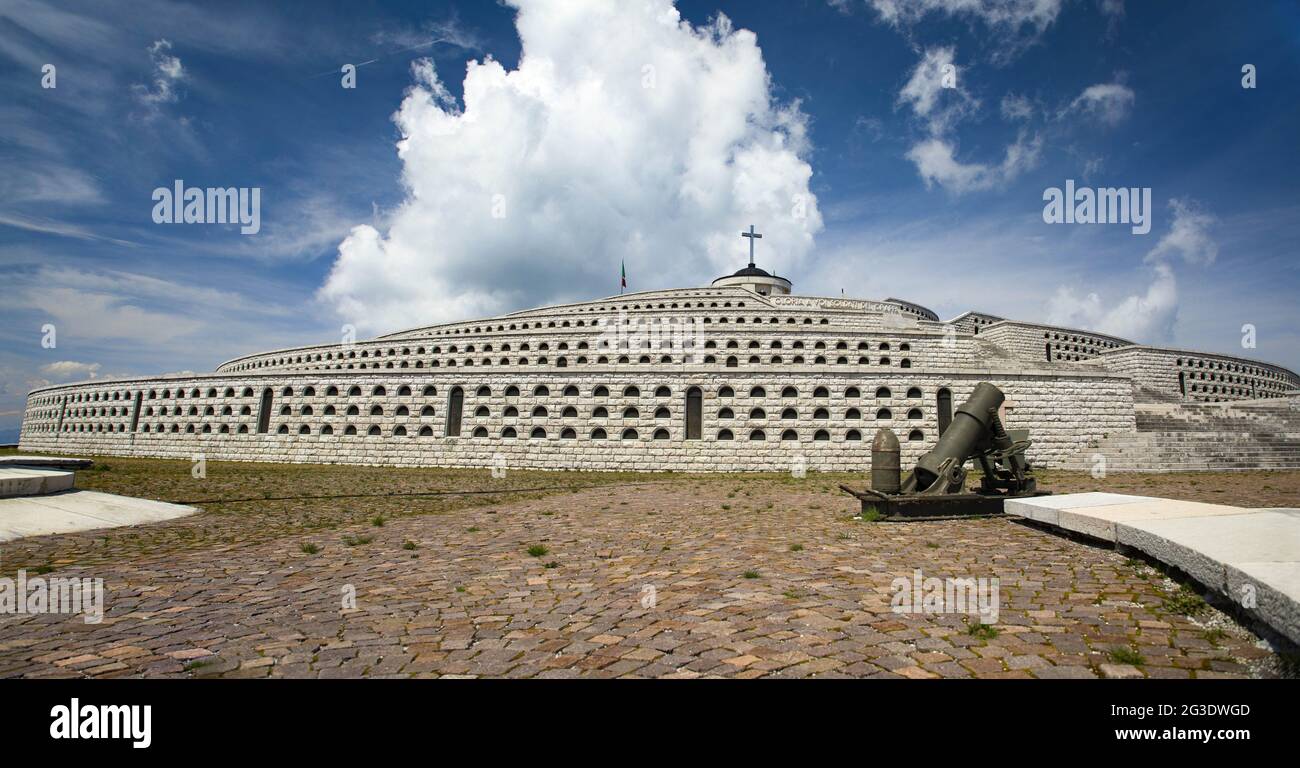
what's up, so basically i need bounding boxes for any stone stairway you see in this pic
[974,337,1058,372]
[1132,385,1186,405]
[1059,396,1300,472]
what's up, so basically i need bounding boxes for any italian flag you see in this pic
[621,259,626,292]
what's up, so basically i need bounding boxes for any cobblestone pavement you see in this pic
[0,476,1282,678]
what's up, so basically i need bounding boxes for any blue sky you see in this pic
[2,0,1298,440]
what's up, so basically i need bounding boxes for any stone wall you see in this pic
[1101,346,1300,402]
[976,321,1131,365]
[21,368,1136,472]
[214,325,991,376]
[881,298,939,322]
[946,312,1005,335]
[33,282,1300,474]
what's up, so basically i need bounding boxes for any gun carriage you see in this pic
[841,382,1050,521]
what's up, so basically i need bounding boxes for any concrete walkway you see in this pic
[1006,493,1300,645]
[0,491,197,542]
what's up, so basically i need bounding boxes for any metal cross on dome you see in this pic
[741,225,762,268]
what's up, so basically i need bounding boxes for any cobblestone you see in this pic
[0,475,1282,678]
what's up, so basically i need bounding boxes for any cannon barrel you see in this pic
[842,380,1043,518]
[905,382,1004,493]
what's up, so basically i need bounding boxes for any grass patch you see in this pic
[742,570,760,579]
[183,659,213,672]
[402,540,419,551]
[966,622,1000,641]
[858,505,884,522]
[544,561,559,569]
[1163,585,1208,617]
[299,542,320,555]
[0,452,649,572]
[371,515,385,527]
[1202,628,1228,646]
[1108,646,1145,666]
[527,544,549,557]
[789,543,803,552]
[341,534,374,547]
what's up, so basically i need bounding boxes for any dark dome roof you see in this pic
[713,263,789,283]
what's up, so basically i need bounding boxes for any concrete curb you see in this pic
[1006,494,1300,645]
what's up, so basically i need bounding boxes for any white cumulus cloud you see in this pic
[1047,261,1178,342]
[1146,198,1217,266]
[861,0,1064,60]
[131,39,185,110]
[1062,82,1134,126]
[40,360,102,380]
[867,0,1063,29]
[897,46,978,134]
[897,47,1040,193]
[1046,198,1216,342]
[319,0,821,333]
[906,130,1041,193]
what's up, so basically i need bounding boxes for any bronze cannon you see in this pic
[841,382,1049,521]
